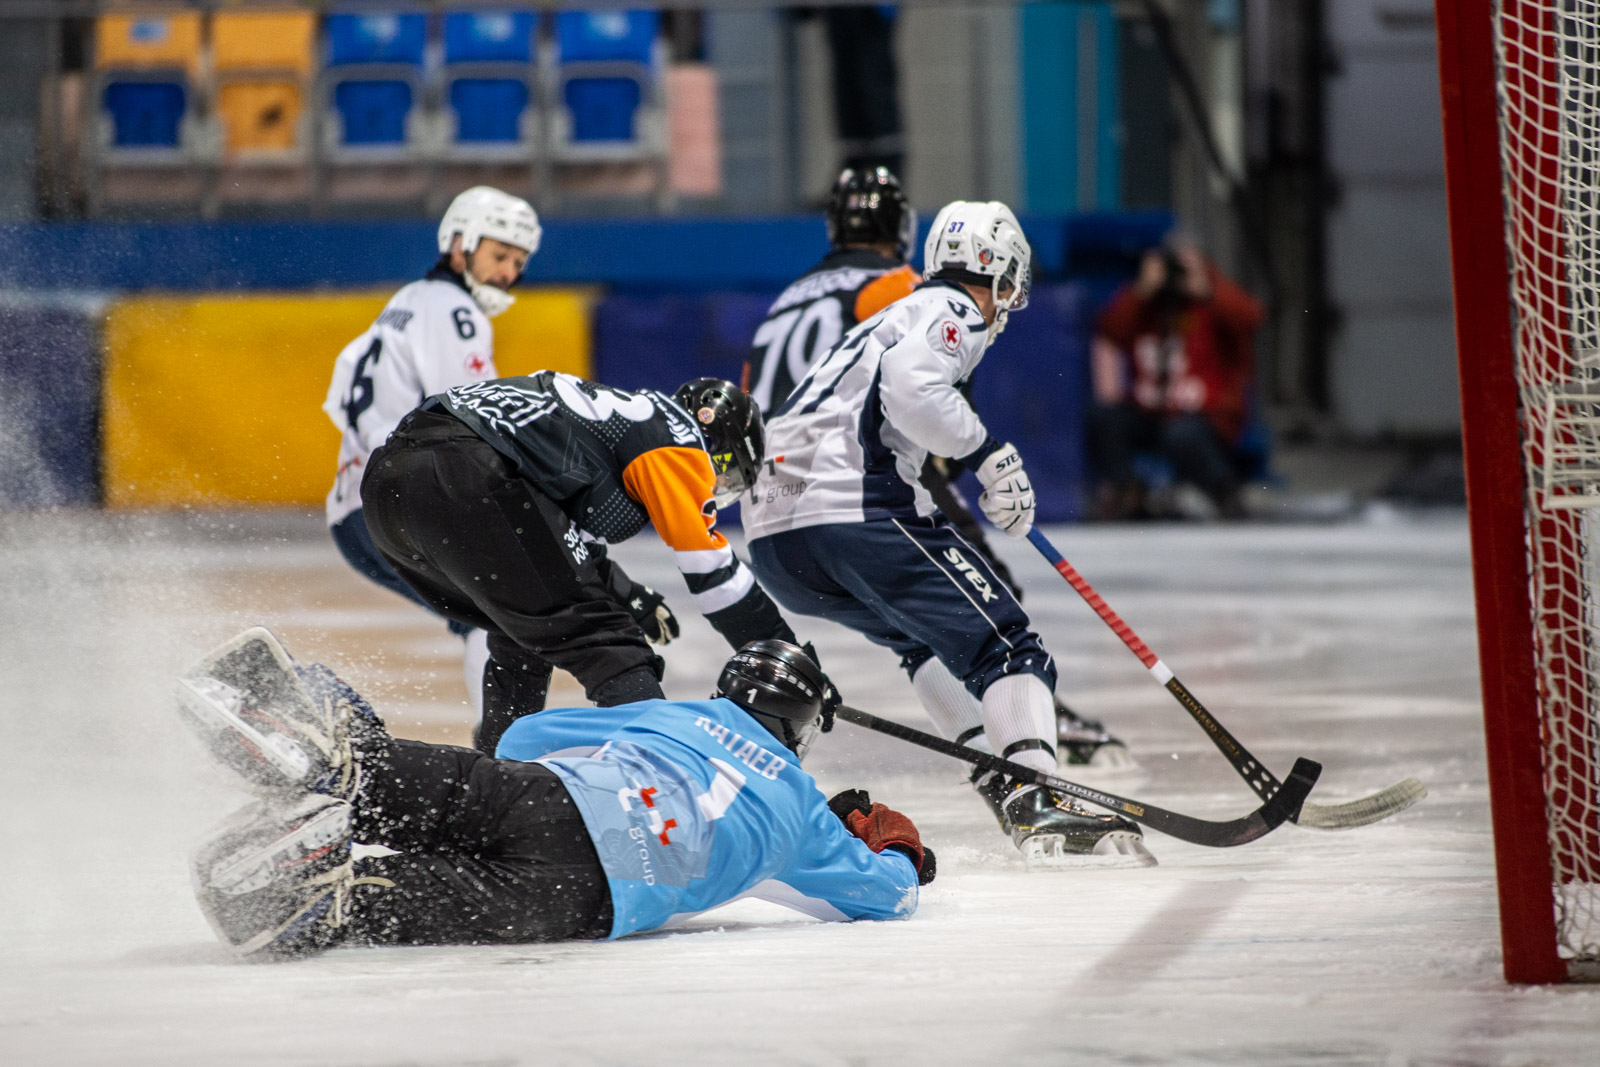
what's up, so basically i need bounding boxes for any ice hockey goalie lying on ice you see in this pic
[174,629,934,959]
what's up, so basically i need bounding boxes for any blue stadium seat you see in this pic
[555,10,657,63]
[442,11,538,148]
[322,13,428,152]
[102,81,186,147]
[444,11,537,63]
[564,77,641,142]
[333,80,413,145]
[450,79,530,142]
[325,13,427,66]
[551,11,660,149]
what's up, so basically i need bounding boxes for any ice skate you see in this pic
[174,627,373,798]
[973,769,1156,869]
[1055,699,1134,769]
[191,793,365,959]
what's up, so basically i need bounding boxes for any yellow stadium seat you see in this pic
[94,13,203,76]
[212,10,316,76]
[217,81,303,152]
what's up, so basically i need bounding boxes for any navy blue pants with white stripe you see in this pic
[747,516,1056,698]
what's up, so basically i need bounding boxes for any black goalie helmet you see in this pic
[715,640,827,759]
[826,166,915,259]
[673,378,764,507]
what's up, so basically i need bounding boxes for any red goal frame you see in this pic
[1437,0,1576,984]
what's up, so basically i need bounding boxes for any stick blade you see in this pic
[1293,777,1427,830]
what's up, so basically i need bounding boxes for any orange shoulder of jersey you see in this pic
[621,446,730,552]
[854,265,920,322]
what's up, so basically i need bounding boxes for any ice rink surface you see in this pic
[2,508,1597,1066]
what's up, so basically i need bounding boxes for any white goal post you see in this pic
[1438,0,1600,983]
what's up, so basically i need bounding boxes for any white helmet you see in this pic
[924,200,1031,337]
[436,186,542,317]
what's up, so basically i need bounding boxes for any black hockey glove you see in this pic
[801,641,840,733]
[827,789,937,886]
[626,584,680,646]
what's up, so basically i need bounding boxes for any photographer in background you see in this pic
[1087,236,1265,521]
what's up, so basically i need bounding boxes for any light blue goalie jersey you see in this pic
[495,698,919,939]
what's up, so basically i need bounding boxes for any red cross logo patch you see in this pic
[940,320,961,352]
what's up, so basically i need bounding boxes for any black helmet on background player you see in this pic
[826,166,916,260]
[673,378,764,508]
[715,640,827,758]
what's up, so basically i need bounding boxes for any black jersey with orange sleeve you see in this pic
[428,370,795,649]
[742,248,919,417]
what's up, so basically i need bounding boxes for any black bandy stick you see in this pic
[835,705,1319,848]
[1027,528,1426,830]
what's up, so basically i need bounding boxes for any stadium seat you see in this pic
[95,13,203,76]
[102,81,186,147]
[319,12,432,208]
[211,9,317,207]
[546,10,668,207]
[450,79,532,143]
[212,10,315,153]
[434,11,541,210]
[321,13,428,149]
[90,13,210,214]
[326,12,428,66]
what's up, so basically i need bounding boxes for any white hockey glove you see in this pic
[975,443,1036,538]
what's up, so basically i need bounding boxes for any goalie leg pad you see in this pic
[174,627,366,797]
[190,793,373,959]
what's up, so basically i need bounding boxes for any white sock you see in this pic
[911,659,992,752]
[980,673,1057,775]
[462,628,489,720]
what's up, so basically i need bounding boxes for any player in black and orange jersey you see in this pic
[360,371,826,754]
[742,167,920,417]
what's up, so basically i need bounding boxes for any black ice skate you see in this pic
[191,793,370,959]
[973,769,1156,869]
[1055,698,1134,769]
[174,627,376,798]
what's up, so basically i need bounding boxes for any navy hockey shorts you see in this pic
[330,509,472,638]
[747,516,1056,698]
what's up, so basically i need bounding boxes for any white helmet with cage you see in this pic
[923,200,1032,338]
[436,186,542,317]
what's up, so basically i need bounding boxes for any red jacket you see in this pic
[1096,266,1264,442]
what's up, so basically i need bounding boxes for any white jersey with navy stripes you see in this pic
[743,281,994,539]
[322,271,497,525]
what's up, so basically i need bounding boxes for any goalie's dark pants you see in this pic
[345,736,613,945]
[361,408,663,754]
[747,516,1056,699]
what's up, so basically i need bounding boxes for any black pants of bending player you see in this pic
[361,409,663,754]
[345,737,613,946]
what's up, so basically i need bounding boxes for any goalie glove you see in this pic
[827,789,937,885]
[975,442,1035,538]
[626,584,680,646]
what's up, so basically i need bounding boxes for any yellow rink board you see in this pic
[104,287,595,507]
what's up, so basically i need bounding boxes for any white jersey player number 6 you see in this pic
[552,371,656,423]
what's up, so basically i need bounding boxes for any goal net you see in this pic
[1491,0,1600,972]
